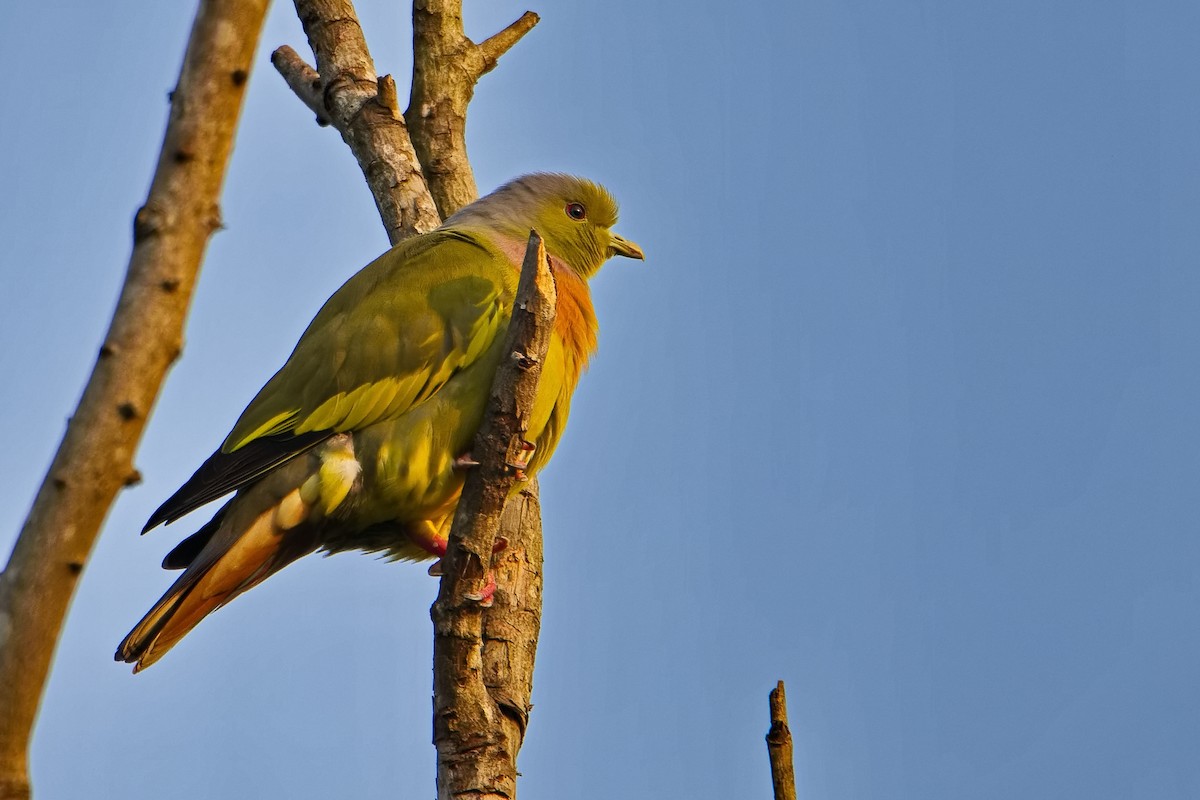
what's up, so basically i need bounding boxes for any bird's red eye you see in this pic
[565,202,587,221]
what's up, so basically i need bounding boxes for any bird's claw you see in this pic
[463,571,497,607]
[453,452,481,470]
[464,539,506,604]
[505,438,536,478]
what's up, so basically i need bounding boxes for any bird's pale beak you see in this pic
[609,234,645,260]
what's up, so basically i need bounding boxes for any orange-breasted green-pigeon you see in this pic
[116,174,643,671]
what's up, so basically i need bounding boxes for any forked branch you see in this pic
[408,3,539,217]
[273,0,442,242]
[271,4,546,797]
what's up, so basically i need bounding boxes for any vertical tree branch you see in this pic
[407,2,539,217]
[272,0,442,242]
[479,483,543,765]
[431,232,556,800]
[766,681,798,800]
[272,5,547,796]
[0,2,270,797]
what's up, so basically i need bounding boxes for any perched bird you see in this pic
[116,173,643,671]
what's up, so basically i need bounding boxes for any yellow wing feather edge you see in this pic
[222,231,516,454]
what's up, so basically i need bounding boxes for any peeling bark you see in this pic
[273,0,442,242]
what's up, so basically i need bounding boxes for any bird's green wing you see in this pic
[145,229,515,531]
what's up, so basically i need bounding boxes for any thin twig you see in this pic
[271,45,328,125]
[478,12,540,74]
[431,231,556,799]
[0,1,270,797]
[766,681,798,800]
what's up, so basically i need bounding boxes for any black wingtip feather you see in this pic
[161,506,229,569]
[142,430,331,533]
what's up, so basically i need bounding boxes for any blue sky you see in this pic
[2,1,1198,797]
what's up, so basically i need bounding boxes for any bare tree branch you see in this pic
[478,12,541,73]
[432,232,555,799]
[479,483,543,752]
[272,45,328,124]
[766,681,799,800]
[408,3,540,217]
[0,2,270,797]
[272,4,548,795]
[273,0,442,242]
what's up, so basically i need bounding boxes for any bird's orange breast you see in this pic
[549,258,599,382]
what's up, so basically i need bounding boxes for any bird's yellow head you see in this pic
[444,173,644,278]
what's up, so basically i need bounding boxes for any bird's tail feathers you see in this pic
[116,498,319,672]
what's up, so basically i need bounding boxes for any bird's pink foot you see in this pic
[505,439,537,479]
[412,523,504,605]
[463,572,497,607]
[425,545,502,576]
[464,538,506,605]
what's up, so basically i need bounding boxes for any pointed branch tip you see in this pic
[766,680,797,800]
[377,74,399,116]
[478,11,540,73]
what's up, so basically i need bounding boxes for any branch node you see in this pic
[132,205,162,243]
[377,74,399,117]
[510,350,539,370]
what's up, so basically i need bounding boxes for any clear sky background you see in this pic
[2,1,1198,798]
